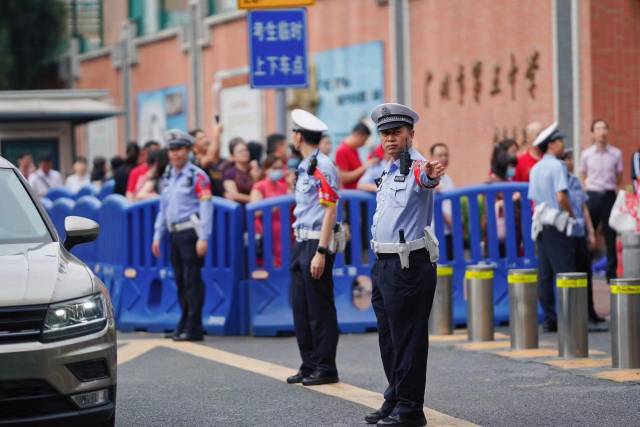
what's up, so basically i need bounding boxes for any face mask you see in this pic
[287,158,301,170]
[268,170,283,181]
[506,166,516,179]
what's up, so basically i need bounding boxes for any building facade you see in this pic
[71,0,640,187]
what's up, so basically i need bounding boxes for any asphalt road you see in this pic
[115,327,640,426]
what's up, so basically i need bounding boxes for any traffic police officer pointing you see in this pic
[151,129,213,342]
[528,122,575,333]
[286,109,341,387]
[366,103,445,427]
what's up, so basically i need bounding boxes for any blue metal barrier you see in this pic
[97,180,115,200]
[48,198,74,241]
[246,195,295,336]
[246,191,378,336]
[76,185,98,199]
[46,188,75,202]
[116,197,246,335]
[433,182,537,325]
[333,190,378,333]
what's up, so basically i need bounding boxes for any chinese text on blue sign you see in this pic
[248,9,308,88]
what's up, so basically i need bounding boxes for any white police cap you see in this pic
[370,103,420,131]
[164,129,194,148]
[532,121,565,147]
[291,109,328,133]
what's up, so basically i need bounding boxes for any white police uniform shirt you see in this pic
[292,150,339,233]
[528,154,569,209]
[371,147,439,244]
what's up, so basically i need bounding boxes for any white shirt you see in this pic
[65,174,91,193]
[437,174,455,235]
[28,169,64,197]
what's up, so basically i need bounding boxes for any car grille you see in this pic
[0,305,47,343]
[0,379,75,419]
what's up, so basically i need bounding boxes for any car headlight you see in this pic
[42,294,107,342]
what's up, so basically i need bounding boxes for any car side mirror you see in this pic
[64,216,99,251]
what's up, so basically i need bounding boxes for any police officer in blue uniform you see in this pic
[528,122,576,333]
[151,129,213,342]
[366,103,445,427]
[285,109,341,387]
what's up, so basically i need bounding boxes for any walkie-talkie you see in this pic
[307,155,318,175]
[399,149,411,176]
[399,229,406,244]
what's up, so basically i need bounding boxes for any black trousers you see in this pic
[536,226,576,326]
[372,249,437,416]
[170,229,205,335]
[290,239,339,376]
[586,190,617,280]
[574,236,600,321]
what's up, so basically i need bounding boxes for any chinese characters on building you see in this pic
[422,50,541,109]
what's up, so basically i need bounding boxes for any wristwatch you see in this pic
[316,246,328,255]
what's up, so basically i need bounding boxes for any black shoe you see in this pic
[286,371,310,384]
[172,332,203,342]
[543,322,557,333]
[164,331,180,339]
[301,371,339,386]
[365,401,396,424]
[377,413,427,426]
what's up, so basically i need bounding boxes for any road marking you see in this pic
[117,340,162,365]
[494,348,559,359]
[544,357,612,369]
[593,369,640,383]
[161,340,476,427]
[430,329,508,343]
[457,341,511,351]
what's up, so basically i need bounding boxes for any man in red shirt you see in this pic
[514,121,542,182]
[335,122,378,189]
[126,140,160,199]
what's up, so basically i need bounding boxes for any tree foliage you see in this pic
[0,0,68,90]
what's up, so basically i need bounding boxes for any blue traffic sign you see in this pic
[248,9,308,88]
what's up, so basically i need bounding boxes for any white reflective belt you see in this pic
[170,220,196,233]
[294,229,322,240]
[370,238,426,254]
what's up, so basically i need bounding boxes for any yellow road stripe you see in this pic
[161,340,476,426]
[494,348,559,359]
[457,341,511,351]
[544,358,612,369]
[117,340,162,365]
[593,369,640,383]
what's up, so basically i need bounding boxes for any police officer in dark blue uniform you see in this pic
[285,109,342,387]
[366,103,445,427]
[152,129,213,342]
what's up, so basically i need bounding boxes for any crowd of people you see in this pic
[15,117,638,299]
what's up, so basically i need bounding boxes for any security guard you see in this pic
[286,109,341,387]
[151,129,213,342]
[366,103,445,427]
[528,122,576,333]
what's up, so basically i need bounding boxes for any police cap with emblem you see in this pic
[532,121,565,148]
[370,103,420,131]
[164,129,194,149]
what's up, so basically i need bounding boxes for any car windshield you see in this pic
[0,168,52,244]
